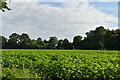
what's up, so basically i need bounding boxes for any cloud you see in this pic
[10,0,119,2]
[2,2,118,41]
[11,0,39,2]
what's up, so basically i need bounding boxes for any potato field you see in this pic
[1,50,120,80]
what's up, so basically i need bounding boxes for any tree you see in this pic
[80,26,107,50]
[36,38,47,49]
[104,29,120,50]
[0,36,1,48]
[19,33,31,49]
[7,33,20,48]
[48,37,58,49]
[62,38,73,49]
[0,36,7,48]
[73,36,82,49]
[0,26,119,50]
[29,39,38,49]
[44,39,49,44]
[0,0,11,12]
[62,38,69,49]
[56,39,63,49]
[92,26,106,49]
[36,38,42,44]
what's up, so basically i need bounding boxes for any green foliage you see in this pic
[0,36,7,48]
[104,29,120,50]
[36,38,47,49]
[56,39,63,49]
[1,26,120,50]
[2,50,120,79]
[73,36,82,49]
[62,38,73,49]
[80,26,120,50]
[48,37,58,49]
[0,0,11,12]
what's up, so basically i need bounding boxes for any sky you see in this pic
[0,1,118,42]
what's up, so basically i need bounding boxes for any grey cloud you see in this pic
[2,2,118,41]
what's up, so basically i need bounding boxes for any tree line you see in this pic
[0,26,120,50]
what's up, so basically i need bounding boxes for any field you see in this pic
[1,49,120,79]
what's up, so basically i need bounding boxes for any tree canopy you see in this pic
[0,26,119,50]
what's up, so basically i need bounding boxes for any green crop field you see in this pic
[1,49,120,79]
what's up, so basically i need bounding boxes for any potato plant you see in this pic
[2,50,120,79]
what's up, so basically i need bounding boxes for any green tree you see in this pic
[7,33,20,48]
[0,0,11,12]
[0,36,1,48]
[48,37,58,49]
[0,36,7,48]
[56,39,63,49]
[36,38,42,44]
[44,39,48,44]
[30,39,38,49]
[36,38,47,49]
[62,38,73,49]
[73,36,82,49]
[81,26,106,50]
[19,33,31,49]
[0,26,119,50]
[104,29,120,50]
[93,26,106,49]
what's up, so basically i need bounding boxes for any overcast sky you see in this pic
[1,1,118,41]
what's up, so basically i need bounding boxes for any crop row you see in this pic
[1,50,120,79]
